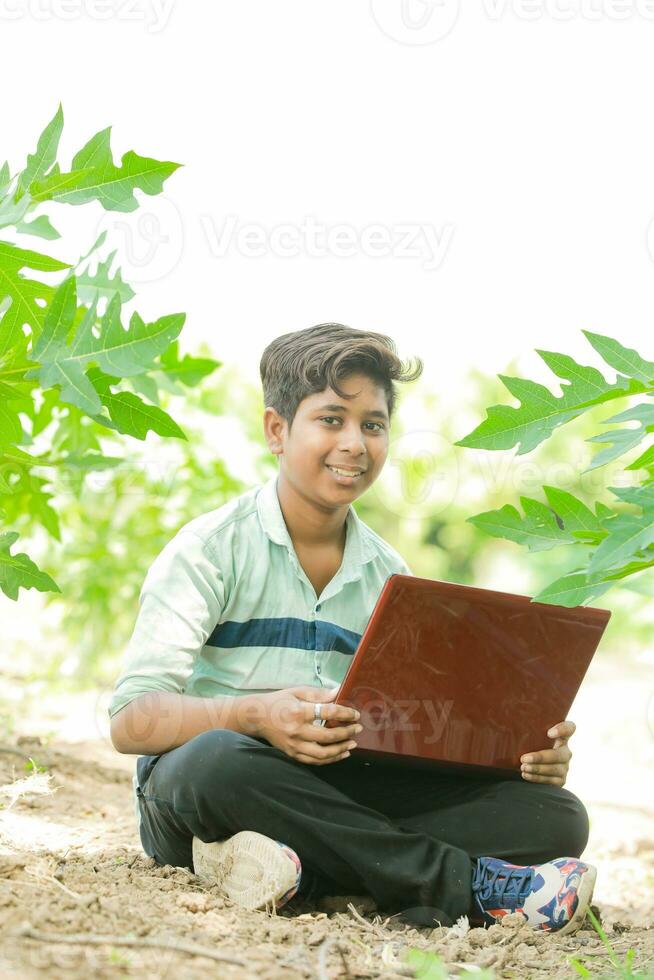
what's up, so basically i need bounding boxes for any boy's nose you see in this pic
[339,432,367,454]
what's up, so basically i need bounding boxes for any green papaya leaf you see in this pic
[0,188,32,230]
[465,497,576,552]
[159,339,221,386]
[88,368,187,440]
[0,162,10,198]
[30,126,181,212]
[532,571,614,606]
[533,549,654,606]
[626,443,654,471]
[589,508,654,574]
[584,426,649,471]
[578,400,654,470]
[73,231,107,269]
[15,104,64,200]
[608,483,654,508]
[128,374,160,404]
[0,530,60,600]
[582,330,654,385]
[455,349,646,455]
[0,240,70,357]
[70,291,184,376]
[25,281,185,414]
[24,167,95,204]
[76,249,135,304]
[542,486,607,542]
[14,214,61,240]
[602,402,654,426]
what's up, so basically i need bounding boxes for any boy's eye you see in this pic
[319,417,384,431]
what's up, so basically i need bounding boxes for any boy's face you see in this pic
[264,372,390,507]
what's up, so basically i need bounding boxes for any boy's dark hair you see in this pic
[260,322,423,430]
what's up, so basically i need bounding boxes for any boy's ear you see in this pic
[263,406,286,455]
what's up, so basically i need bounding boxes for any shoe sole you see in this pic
[192,830,300,912]
[555,862,598,937]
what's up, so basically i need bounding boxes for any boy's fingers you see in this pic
[546,719,576,739]
[293,686,337,701]
[302,721,359,743]
[521,771,565,786]
[521,762,567,777]
[293,738,351,761]
[303,700,359,724]
[553,737,571,750]
[521,747,571,765]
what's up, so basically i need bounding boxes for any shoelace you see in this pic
[472,858,535,905]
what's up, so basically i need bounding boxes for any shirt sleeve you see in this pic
[107,530,225,719]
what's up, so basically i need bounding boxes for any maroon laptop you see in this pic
[326,574,611,777]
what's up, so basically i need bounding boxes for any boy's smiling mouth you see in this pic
[325,464,365,483]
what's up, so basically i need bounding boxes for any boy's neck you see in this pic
[276,470,348,550]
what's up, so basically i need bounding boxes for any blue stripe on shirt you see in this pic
[207,617,362,656]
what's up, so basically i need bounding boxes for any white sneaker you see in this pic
[192,830,302,912]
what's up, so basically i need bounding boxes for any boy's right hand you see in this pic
[255,686,363,766]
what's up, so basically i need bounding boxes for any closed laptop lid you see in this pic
[331,574,611,775]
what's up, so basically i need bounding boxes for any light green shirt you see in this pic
[109,472,412,831]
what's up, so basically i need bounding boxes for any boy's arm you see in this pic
[108,529,228,751]
[111,686,362,762]
[110,689,267,755]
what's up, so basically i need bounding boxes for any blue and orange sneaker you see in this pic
[471,856,597,935]
[192,830,302,912]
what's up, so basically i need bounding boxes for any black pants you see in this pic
[135,728,590,927]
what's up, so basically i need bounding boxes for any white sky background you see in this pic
[3,0,654,403]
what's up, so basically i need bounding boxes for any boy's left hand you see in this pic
[520,720,575,786]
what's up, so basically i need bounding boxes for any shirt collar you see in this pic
[256,472,377,581]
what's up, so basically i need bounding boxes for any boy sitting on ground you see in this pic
[109,322,594,932]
